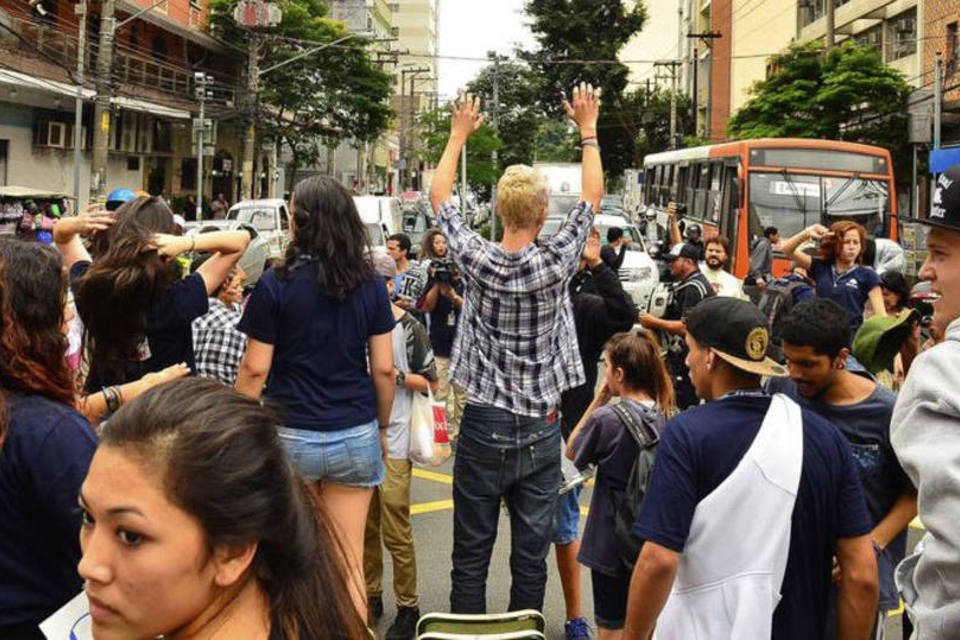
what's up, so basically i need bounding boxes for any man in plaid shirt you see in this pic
[191,259,247,386]
[429,85,603,614]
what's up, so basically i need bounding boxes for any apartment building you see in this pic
[0,0,244,206]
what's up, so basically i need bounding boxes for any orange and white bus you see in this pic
[641,138,898,279]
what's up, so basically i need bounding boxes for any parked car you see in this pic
[186,198,291,287]
[538,212,659,310]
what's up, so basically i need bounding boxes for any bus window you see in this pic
[693,163,711,219]
[710,161,723,223]
[822,177,888,236]
[644,167,656,202]
[748,172,820,238]
[675,165,687,202]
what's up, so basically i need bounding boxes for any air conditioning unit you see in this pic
[44,121,66,148]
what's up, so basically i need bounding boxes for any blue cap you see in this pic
[105,188,138,210]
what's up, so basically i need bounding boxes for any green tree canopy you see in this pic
[418,107,501,200]
[208,0,392,182]
[727,41,911,167]
[523,0,647,177]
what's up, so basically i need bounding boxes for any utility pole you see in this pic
[194,73,214,221]
[934,51,943,150]
[825,0,835,50]
[91,0,116,200]
[687,32,721,139]
[399,66,429,190]
[72,0,87,206]
[655,60,683,149]
[241,35,260,200]
[488,51,502,241]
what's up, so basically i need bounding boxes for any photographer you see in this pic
[420,248,467,441]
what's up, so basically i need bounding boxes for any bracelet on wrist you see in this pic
[580,139,600,151]
[580,135,598,142]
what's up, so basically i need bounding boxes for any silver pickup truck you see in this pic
[186,198,291,286]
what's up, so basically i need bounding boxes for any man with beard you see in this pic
[701,236,746,299]
[770,299,916,638]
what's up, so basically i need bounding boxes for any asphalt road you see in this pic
[369,455,917,640]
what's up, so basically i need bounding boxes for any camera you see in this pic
[431,258,457,285]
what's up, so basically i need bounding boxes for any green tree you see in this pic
[208,0,392,187]
[727,41,911,176]
[523,0,647,178]
[464,62,545,169]
[621,85,694,164]
[418,107,502,200]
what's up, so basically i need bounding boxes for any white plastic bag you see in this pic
[409,387,451,466]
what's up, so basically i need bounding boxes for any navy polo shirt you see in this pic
[807,258,880,335]
[238,263,395,431]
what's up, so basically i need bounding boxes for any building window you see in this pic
[799,0,822,28]
[886,9,917,61]
[949,23,959,76]
[854,25,882,55]
[127,156,140,171]
[388,3,399,11]
[151,35,168,62]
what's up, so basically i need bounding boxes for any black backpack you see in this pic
[611,401,664,571]
[756,279,807,343]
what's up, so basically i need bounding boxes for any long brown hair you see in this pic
[73,197,180,382]
[420,228,446,261]
[0,239,76,440]
[819,220,866,265]
[605,330,676,415]
[278,176,374,301]
[99,380,369,639]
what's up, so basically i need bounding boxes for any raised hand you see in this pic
[449,94,485,142]
[583,229,602,267]
[74,204,116,236]
[563,82,602,134]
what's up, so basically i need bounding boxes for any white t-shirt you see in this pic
[702,266,747,300]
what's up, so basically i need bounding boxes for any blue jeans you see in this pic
[450,403,561,613]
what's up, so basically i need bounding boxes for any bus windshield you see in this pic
[748,172,889,238]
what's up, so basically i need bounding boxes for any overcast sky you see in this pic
[436,0,536,100]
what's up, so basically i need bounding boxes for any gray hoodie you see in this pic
[892,318,960,639]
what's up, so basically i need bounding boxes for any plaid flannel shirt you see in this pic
[437,201,593,417]
[191,298,247,386]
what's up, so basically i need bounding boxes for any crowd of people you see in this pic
[0,81,959,640]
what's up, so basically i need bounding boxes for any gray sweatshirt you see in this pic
[892,318,960,639]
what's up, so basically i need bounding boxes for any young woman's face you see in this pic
[838,229,862,264]
[432,234,448,257]
[78,446,224,640]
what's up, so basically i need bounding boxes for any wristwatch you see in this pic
[396,370,406,388]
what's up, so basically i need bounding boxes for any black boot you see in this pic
[385,606,420,640]
[367,594,384,625]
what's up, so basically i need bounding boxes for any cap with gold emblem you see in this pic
[685,297,788,378]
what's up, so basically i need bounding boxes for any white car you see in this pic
[539,213,659,310]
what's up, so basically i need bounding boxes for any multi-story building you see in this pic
[0,0,244,208]
[321,0,399,194]
[922,0,960,146]
[391,0,437,191]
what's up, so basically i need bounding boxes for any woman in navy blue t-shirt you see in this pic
[780,220,886,334]
[0,239,98,637]
[236,176,395,620]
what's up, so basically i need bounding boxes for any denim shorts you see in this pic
[278,420,384,487]
[552,485,582,545]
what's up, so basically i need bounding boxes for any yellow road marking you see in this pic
[412,468,454,485]
[910,516,924,530]
[887,601,904,617]
[411,499,454,515]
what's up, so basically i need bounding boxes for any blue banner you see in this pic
[930,147,960,173]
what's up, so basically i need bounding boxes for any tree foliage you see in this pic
[620,85,694,163]
[727,41,911,167]
[418,107,502,199]
[208,0,392,182]
[523,0,647,177]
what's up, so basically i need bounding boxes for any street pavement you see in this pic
[369,455,916,639]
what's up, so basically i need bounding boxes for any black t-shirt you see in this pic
[425,277,464,358]
[72,261,209,392]
[635,395,872,640]
[665,269,714,322]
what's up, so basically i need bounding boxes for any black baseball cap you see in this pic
[685,297,788,377]
[924,165,960,232]
[664,243,700,262]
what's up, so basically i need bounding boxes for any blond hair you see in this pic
[496,165,549,231]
